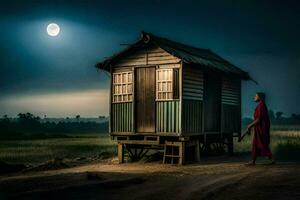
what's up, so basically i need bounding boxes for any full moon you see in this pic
[47,23,60,37]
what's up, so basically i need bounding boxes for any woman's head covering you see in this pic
[256,92,266,102]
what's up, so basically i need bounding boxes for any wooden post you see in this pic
[118,143,124,163]
[179,141,185,165]
[195,139,200,162]
[228,135,234,156]
[163,144,166,164]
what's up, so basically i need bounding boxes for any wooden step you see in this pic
[163,141,185,164]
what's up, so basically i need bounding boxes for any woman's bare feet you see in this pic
[244,161,256,166]
[267,159,276,165]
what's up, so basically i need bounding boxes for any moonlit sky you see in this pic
[0,0,299,118]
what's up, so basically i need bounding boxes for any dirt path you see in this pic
[0,158,299,200]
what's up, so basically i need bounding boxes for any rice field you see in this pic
[0,127,299,165]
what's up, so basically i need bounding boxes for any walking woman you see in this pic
[246,92,275,165]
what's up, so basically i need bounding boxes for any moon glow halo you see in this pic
[47,23,60,37]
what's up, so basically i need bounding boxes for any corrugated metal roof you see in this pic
[96,31,252,80]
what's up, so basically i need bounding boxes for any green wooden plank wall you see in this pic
[156,101,180,133]
[182,100,202,133]
[111,102,133,132]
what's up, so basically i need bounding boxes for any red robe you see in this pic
[252,101,272,160]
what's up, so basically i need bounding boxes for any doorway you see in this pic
[135,67,156,133]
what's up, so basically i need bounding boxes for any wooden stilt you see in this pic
[227,135,234,156]
[118,143,124,163]
[179,142,185,165]
[163,144,167,164]
[195,139,200,162]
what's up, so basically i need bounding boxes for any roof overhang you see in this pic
[96,31,254,82]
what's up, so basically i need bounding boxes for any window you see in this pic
[156,68,179,100]
[112,72,133,103]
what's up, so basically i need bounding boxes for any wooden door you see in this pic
[135,67,156,133]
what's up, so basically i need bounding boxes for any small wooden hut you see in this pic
[96,32,252,164]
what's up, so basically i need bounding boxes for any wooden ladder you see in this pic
[163,141,185,164]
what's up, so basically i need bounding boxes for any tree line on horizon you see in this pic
[0,113,108,139]
[242,110,300,126]
[0,110,299,139]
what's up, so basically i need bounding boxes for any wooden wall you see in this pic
[221,105,240,134]
[110,58,242,136]
[111,102,133,133]
[112,66,132,73]
[181,64,204,135]
[156,101,180,133]
[156,64,181,134]
[203,72,221,133]
[110,67,134,133]
[110,46,182,134]
[221,77,240,105]
[221,76,241,134]
[182,100,202,134]
[113,45,180,67]
[182,65,204,101]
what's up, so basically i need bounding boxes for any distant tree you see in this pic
[1,114,9,123]
[268,110,275,121]
[16,112,42,132]
[17,112,41,122]
[18,112,33,121]
[276,111,283,120]
[291,113,297,119]
[75,115,80,121]
[291,113,300,120]
[99,115,105,119]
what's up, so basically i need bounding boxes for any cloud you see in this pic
[0,89,109,117]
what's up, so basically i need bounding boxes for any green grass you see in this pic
[235,130,300,161]
[0,133,117,165]
[1,127,299,165]
[270,124,300,131]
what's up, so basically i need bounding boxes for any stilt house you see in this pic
[96,32,252,164]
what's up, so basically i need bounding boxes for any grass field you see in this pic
[235,129,300,161]
[0,127,299,165]
[0,134,117,165]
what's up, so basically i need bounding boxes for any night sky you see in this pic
[0,0,299,118]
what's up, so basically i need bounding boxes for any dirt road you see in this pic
[0,157,299,200]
